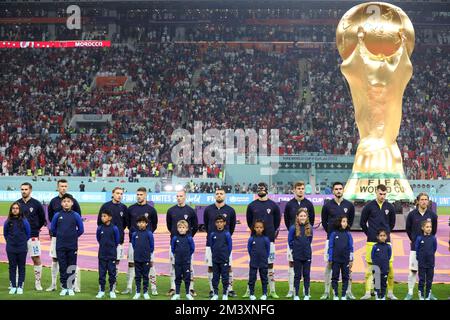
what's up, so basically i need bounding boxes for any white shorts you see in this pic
[205,246,233,267]
[323,240,329,263]
[27,238,41,257]
[268,242,276,264]
[116,244,124,261]
[128,245,154,263]
[287,243,293,262]
[50,237,57,259]
[128,244,134,262]
[409,251,418,271]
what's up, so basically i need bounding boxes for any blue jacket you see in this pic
[360,200,396,242]
[406,209,438,250]
[209,229,232,264]
[17,197,46,237]
[328,230,354,263]
[415,235,437,268]
[371,242,392,274]
[204,204,236,246]
[288,224,313,261]
[246,199,281,242]
[3,218,31,253]
[284,197,315,228]
[97,201,128,244]
[131,229,154,263]
[321,199,355,238]
[247,235,270,269]
[96,224,120,260]
[166,205,198,238]
[126,203,158,241]
[171,234,195,265]
[51,210,84,250]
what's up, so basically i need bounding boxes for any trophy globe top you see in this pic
[336,2,414,60]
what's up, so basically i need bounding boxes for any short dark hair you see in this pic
[57,179,68,185]
[215,187,226,193]
[332,182,343,189]
[21,182,32,189]
[215,215,226,222]
[257,182,268,191]
[376,184,387,192]
[101,210,112,217]
[137,187,147,193]
[61,193,74,202]
[377,229,388,236]
[137,216,149,224]
[253,219,265,230]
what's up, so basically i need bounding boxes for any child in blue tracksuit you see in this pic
[288,208,313,300]
[209,215,232,300]
[131,215,155,300]
[3,202,31,295]
[328,215,354,300]
[96,210,120,299]
[371,229,392,300]
[171,219,195,300]
[50,193,84,296]
[247,219,270,301]
[415,220,437,300]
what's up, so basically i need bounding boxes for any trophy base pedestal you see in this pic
[343,172,414,202]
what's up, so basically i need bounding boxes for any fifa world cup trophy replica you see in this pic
[337,2,415,201]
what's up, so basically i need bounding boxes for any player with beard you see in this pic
[243,182,281,298]
[320,182,355,300]
[204,188,236,298]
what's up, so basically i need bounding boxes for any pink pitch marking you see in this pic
[0,215,449,283]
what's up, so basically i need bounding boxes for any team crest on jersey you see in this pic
[385,210,389,215]
[184,215,188,220]
[29,208,34,213]
[344,208,348,213]
[223,214,227,218]
[145,213,149,218]
[120,211,123,217]
[335,236,339,239]
[266,209,271,214]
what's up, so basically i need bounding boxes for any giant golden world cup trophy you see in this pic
[337,2,415,201]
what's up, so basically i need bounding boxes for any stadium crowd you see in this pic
[0,8,448,180]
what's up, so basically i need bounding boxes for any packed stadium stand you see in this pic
[0,2,448,187]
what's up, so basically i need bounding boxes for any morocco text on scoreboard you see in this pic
[0,40,111,49]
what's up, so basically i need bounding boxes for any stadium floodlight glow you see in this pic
[174,184,184,191]
[164,185,174,192]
